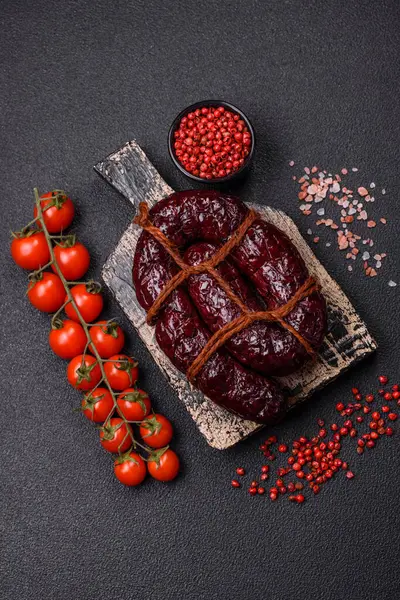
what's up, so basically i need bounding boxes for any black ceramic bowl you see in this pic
[168,100,255,184]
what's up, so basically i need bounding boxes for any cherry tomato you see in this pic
[139,414,173,448]
[65,283,103,323]
[49,319,87,359]
[27,272,65,313]
[148,449,180,482]
[104,354,138,391]
[34,191,75,233]
[11,231,50,270]
[117,388,151,421]
[67,354,101,391]
[114,452,147,486]
[100,418,132,453]
[89,320,125,358]
[52,240,90,280]
[81,387,115,423]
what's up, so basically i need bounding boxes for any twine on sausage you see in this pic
[134,202,319,382]
[134,202,257,323]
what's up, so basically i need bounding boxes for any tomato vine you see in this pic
[11,189,180,486]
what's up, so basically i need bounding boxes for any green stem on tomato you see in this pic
[50,300,70,328]
[28,260,55,278]
[33,188,150,456]
[22,216,41,231]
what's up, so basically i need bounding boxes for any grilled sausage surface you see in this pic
[133,190,327,423]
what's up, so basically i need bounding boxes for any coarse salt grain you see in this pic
[358,187,368,196]
[388,280,397,287]
[292,162,389,280]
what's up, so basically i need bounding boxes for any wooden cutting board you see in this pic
[95,140,377,450]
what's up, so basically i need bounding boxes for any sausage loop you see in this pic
[134,201,319,382]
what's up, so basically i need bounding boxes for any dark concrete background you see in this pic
[1,1,399,599]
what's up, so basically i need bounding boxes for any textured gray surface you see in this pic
[1,1,399,599]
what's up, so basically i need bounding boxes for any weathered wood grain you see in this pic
[95,140,377,450]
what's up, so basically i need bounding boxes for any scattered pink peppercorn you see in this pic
[231,480,240,488]
[236,467,245,476]
[229,378,397,504]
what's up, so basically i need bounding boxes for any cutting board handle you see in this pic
[94,140,174,210]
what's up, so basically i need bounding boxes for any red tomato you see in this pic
[67,354,101,391]
[104,354,138,391]
[65,283,103,323]
[148,449,180,482]
[34,191,75,233]
[27,272,65,313]
[114,452,147,486]
[49,319,87,359]
[11,231,50,270]
[139,414,173,448]
[117,388,151,422]
[52,241,90,280]
[100,418,132,453]
[89,320,125,358]
[81,387,115,423]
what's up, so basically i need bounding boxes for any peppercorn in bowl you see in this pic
[168,100,255,183]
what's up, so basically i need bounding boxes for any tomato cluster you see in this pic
[11,189,180,487]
